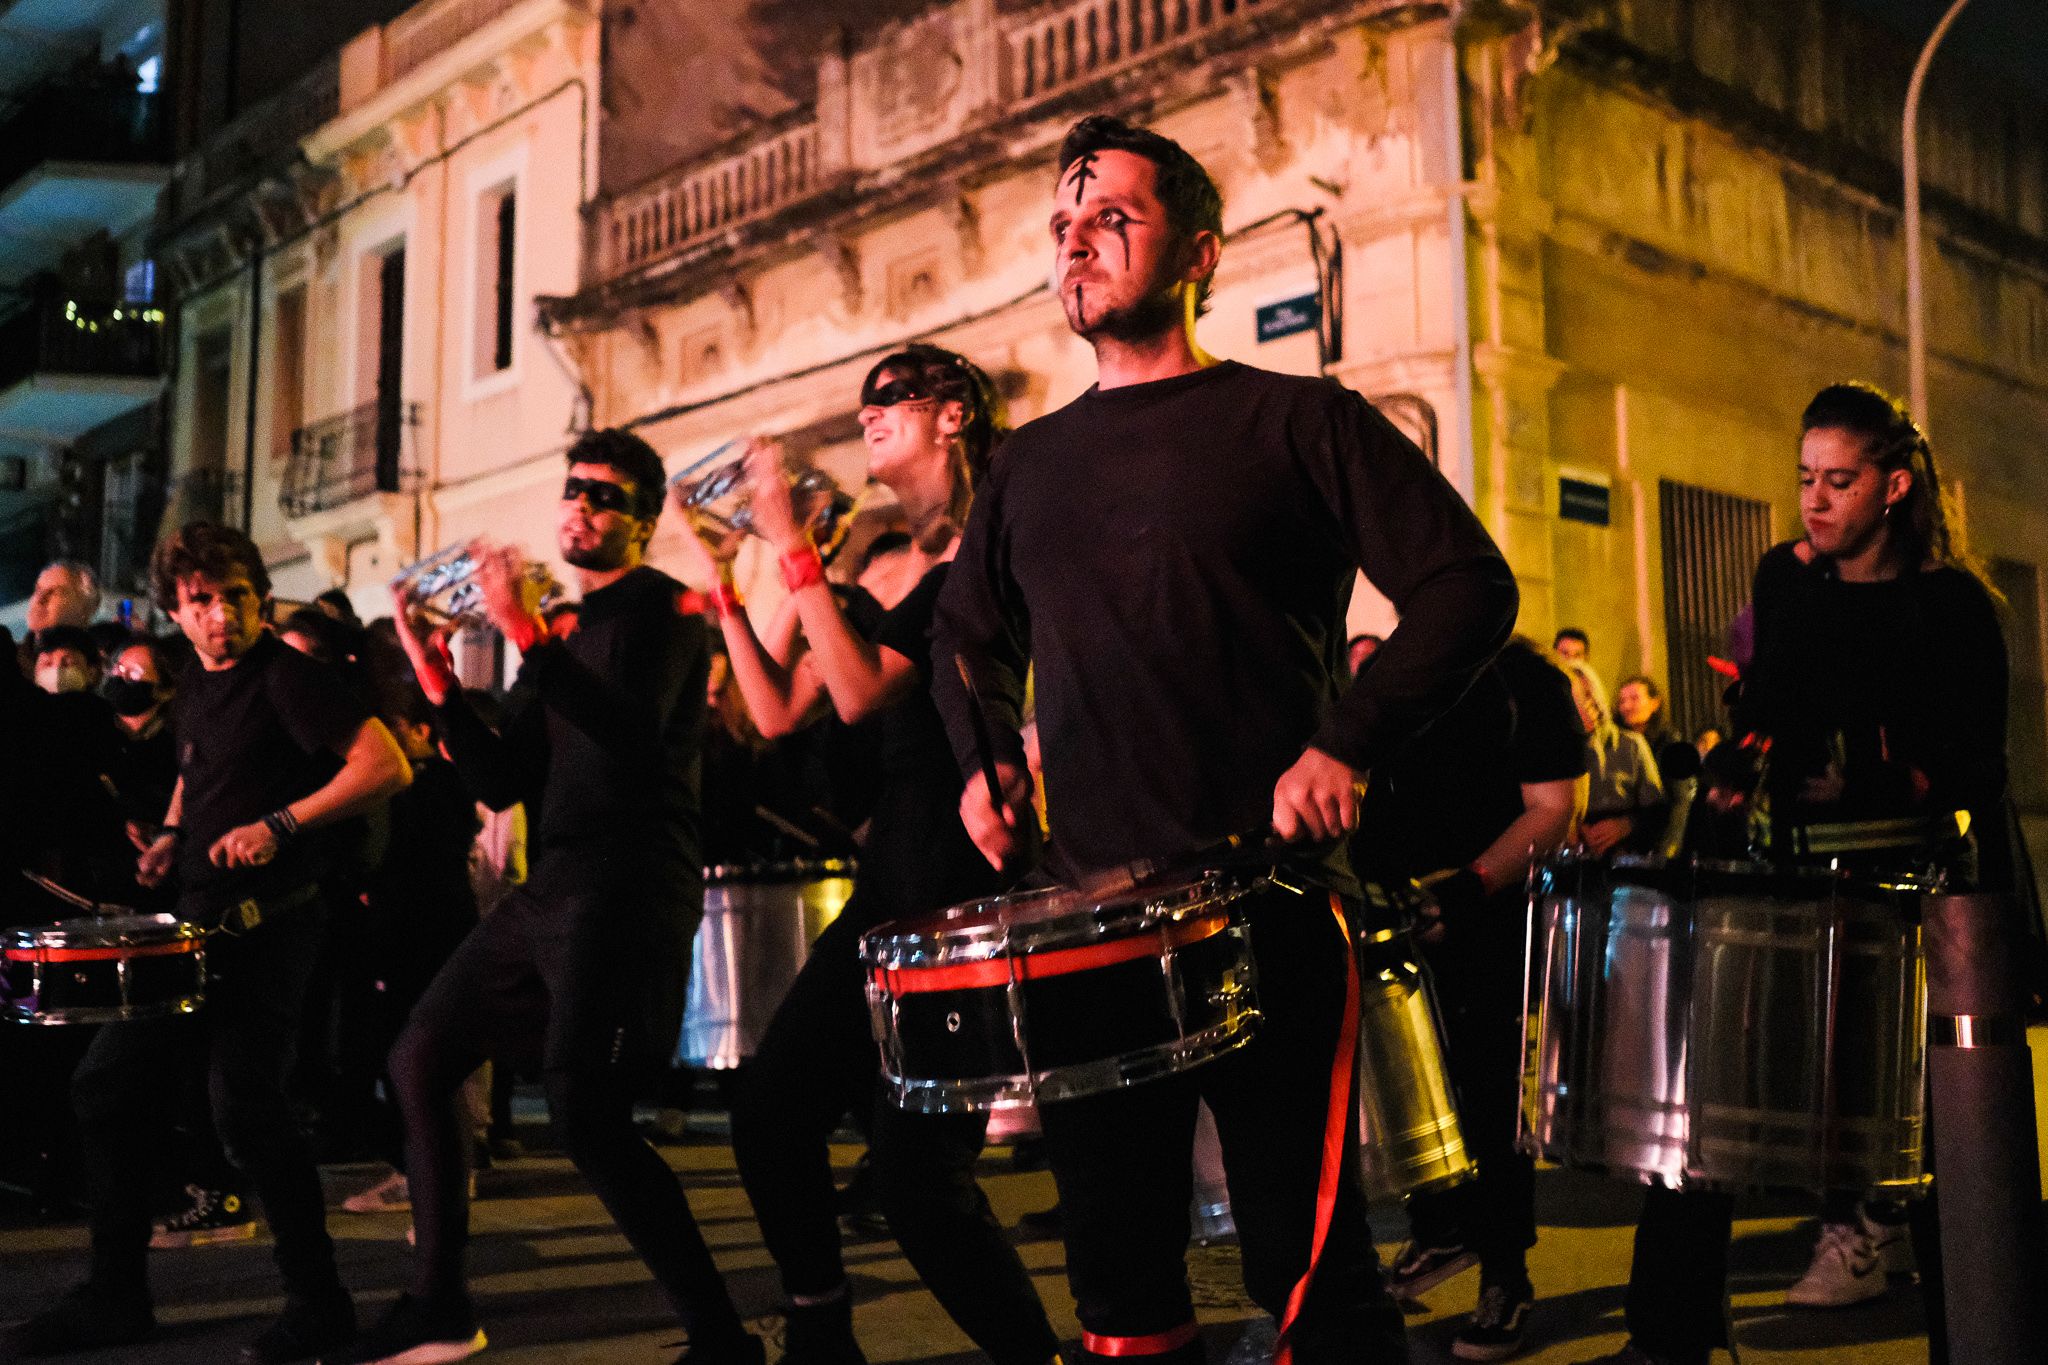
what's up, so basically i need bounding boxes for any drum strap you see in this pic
[213,882,321,937]
[1272,894,1361,1365]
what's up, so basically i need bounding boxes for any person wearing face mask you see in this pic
[33,625,101,695]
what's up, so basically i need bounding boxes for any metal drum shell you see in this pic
[1522,854,1931,1197]
[1355,932,1474,1200]
[677,861,854,1070]
[1,913,207,1025]
[861,875,1262,1114]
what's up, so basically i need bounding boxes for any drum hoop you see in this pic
[870,911,1234,995]
[5,938,203,964]
[863,874,1253,968]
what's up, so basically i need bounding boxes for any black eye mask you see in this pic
[562,476,634,515]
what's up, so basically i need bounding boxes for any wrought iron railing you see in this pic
[282,401,420,517]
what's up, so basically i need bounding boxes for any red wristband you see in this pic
[779,542,826,593]
[507,611,545,654]
[711,581,743,619]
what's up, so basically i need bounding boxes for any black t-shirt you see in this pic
[933,361,1519,886]
[363,757,480,987]
[1738,541,2008,822]
[860,561,1002,923]
[172,631,367,919]
[437,565,711,901]
[1356,638,1586,882]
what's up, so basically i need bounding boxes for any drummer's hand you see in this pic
[1271,747,1365,843]
[136,833,178,887]
[209,822,278,870]
[389,587,457,704]
[960,762,1034,872]
[1582,815,1632,857]
[745,438,802,548]
[1418,866,1486,944]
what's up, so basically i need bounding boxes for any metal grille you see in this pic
[1659,480,1774,740]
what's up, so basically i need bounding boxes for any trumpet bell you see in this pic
[670,446,859,563]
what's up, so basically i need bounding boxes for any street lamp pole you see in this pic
[1902,0,1973,427]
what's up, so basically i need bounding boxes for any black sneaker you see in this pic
[241,1292,356,1365]
[319,1294,484,1365]
[0,1282,155,1356]
[1386,1240,1477,1298]
[1451,1282,1533,1361]
[153,1184,261,1248]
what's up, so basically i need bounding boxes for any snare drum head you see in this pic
[8,913,199,949]
[861,872,1248,968]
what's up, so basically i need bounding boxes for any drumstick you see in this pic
[953,654,1010,817]
[1081,827,1284,901]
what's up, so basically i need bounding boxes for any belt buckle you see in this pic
[222,898,262,935]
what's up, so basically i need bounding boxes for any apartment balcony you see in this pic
[282,401,421,523]
[0,297,164,446]
[0,85,169,288]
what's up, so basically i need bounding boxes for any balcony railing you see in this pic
[169,59,339,224]
[283,401,421,518]
[1006,0,1269,102]
[0,84,166,195]
[0,298,164,391]
[605,117,822,276]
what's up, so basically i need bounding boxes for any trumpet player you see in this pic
[344,430,754,1364]
[673,346,1062,1365]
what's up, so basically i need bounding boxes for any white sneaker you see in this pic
[1784,1212,1897,1307]
[342,1171,411,1214]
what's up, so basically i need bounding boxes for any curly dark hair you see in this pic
[566,427,667,522]
[150,522,270,611]
[1057,114,1225,316]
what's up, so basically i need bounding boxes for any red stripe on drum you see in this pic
[5,939,201,963]
[1080,1320,1199,1355]
[869,914,1231,996]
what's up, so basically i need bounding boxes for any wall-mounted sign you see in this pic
[1255,283,1320,343]
[1559,473,1611,526]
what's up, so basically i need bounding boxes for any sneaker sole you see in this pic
[1389,1250,1479,1299]
[325,1330,486,1365]
[1784,1280,1888,1309]
[152,1222,261,1249]
[1451,1340,1525,1363]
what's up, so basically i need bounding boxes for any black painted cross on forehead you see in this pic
[1063,152,1098,203]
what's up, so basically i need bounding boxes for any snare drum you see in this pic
[2,914,207,1025]
[677,861,854,1069]
[862,873,1261,1113]
[1523,853,1928,1195]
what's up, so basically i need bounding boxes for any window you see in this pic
[1991,558,2048,811]
[1659,480,1774,740]
[474,183,516,378]
[270,285,306,461]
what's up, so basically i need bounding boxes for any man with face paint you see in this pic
[359,428,753,1365]
[932,115,1519,1365]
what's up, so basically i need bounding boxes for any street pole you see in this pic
[1902,0,1973,428]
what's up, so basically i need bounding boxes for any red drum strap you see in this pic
[1273,894,1360,1365]
[871,913,1229,996]
[1081,1321,1199,1356]
[5,939,199,964]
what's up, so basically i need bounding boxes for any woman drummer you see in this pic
[1576,382,2015,1365]
[673,346,1060,1365]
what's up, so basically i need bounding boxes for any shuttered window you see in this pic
[1659,480,1774,740]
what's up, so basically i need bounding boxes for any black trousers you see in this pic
[730,907,1060,1365]
[73,899,339,1303]
[388,884,744,1341]
[1038,885,1408,1364]
[1405,894,1537,1287]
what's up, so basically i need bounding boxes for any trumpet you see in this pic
[390,544,563,628]
[669,438,859,562]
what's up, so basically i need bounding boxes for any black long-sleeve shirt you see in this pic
[932,361,1519,885]
[437,565,711,902]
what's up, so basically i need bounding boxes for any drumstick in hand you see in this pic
[954,653,1011,821]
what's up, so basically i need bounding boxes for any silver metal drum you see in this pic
[677,861,854,1069]
[1687,866,1927,1193]
[1522,854,1929,1195]
[1523,855,1692,1186]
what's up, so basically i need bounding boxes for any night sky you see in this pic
[1842,0,2047,94]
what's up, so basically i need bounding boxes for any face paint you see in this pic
[1063,152,1098,203]
[1107,215,1131,270]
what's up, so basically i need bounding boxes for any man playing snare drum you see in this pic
[932,114,1520,1365]
[1,522,412,1363]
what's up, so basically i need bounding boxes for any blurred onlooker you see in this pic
[279,606,362,670]
[1694,726,1724,760]
[1347,633,1384,678]
[1615,674,1676,751]
[1563,659,1664,857]
[312,589,362,629]
[33,625,101,694]
[27,560,100,633]
[1553,627,1589,663]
